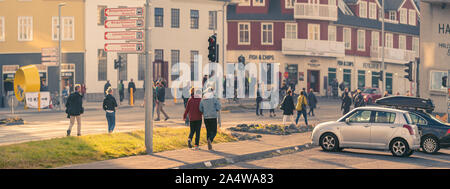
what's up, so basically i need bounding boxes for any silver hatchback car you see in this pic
[311,107,421,157]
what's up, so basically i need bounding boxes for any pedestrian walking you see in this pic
[267,90,276,117]
[307,89,317,117]
[199,87,221,151]
[103,87,118,133]
[354,89,364,108]
[183,88,203,150]
[118,80,124,103]
[104,80,111,97]
[128,79,136,105]
[295,91,309,126]
[331,78,339,98]
[182,82,191,126]
[341,91,352,115]
[256,85,263,116]
[280,89,295,126]
[155,82,169,121]
[66,84,84,136]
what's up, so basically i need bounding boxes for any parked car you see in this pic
[311,107,421,157]
[375,96,449,154]
[361,88,382,104]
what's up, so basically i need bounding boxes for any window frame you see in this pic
[389,11,397,21]
[285,0,295,9]
[154,7,164,28]
[359,1,367,18]
[308,23,320,41]
[171,8,180,28]
[385,33,393,48]
[399,35,406,50]
[261,22,274,45]
[190,10,199,29]
[209,11,217,30]
[408,9,416,26]
[373,111,397,124]
[328,25,336,41]
[371,31,379,48]
[253,0,265,7]
[357,29,365,51]
[369,2,377,20]
[346,110,373,123]
[429,70,448,92]
[343,27,351,50]
[238,22,251,45]
[0,16,4,42]
[18,16,33,41]
[285,22,297,39]
[97,49,107,81]
[399,8,407,24]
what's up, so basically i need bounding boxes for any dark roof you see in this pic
[227,0,293,20]
[343,0,359,4]
[378,0,405,10]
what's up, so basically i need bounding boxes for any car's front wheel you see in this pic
[390,138,413,157]
[421,136,440,154]
[319,133,340,152]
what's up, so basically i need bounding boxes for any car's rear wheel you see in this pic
[390,138,412,157]
[320,133,339,152]
[421,136,440,154]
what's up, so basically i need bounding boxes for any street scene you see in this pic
[0,0,450,177]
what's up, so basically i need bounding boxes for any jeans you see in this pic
[189,120,202,146]
[256,101,263,115]
[106,112,116,133]
[204,118,217,143]
[295,110,308,126]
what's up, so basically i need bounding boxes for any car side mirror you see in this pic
[345,118,350,124]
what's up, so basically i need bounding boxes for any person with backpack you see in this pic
[103,87,118,133]
[66,84,84,136]
[295,91,309,126]
[183,88,203,150]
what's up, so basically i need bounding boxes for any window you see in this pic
[285,0,295,9]
[171,8,180,28]
[412,37,419,54]
[343,27,351,50]
[171,50,180,81]
[385,33,393,48]
[357,29,365,51]
[358,70,365,89]
[372,71,380,88]
[97,49,107,81]
[0,16,4,41]
[238,23,250,45]
[430,70,448,91]
[328,0,336,6]
[371,31,379,48]
[253,0,265,6]
[239,0,250,6]
[18,16,32,41]
[348,110,372,123]
[409,113,428,125]
[374,111,396,124]
[399,8,407,24]
[359,1,367,18]
[328,68,336,86]
[155,49,164,61]
[408,9,416,26]
[138,55,145,81]
[389,11,396,21]
[190,50,199,81]
[285,23,297,39]
[190,10,199,29]
[386,73,393,94]
[97,6,107,26]
[155,8,164,27]
[52,17,74,41]
[328,25,336,41]
[399,35,406,50]
[118,54,127,81]
[261,23,273,45]
[308,24,320,40]
[369,2,377,19]
[209,11,217,30]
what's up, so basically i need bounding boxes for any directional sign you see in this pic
[41,56,59,62]
[104,19,144,29]
[105,31,144,40]
[104,43,144,53]
[41,47,58,57]
[42,62,58,67]
[105,7,144,17]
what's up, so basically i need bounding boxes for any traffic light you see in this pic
[114,56,122,69]
[208,34,217,63]
[379,70,383,81]
[404,61,413,81]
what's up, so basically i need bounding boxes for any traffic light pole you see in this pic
[381,0,385,94]
[144,0,153,154]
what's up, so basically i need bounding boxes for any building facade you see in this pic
[227,0,420,96]
[85,0,226,101]
[419,0,450,115]
[0,0,85,107]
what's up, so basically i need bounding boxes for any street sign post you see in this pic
[105,31,144,41]
[41,47,59,67]
[105,7,144,17]
[104,19,144,29]
[104,43,144,53]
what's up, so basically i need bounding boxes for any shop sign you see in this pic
[338,61,354,67]
[248,55,275,61]
[438,43,450,56]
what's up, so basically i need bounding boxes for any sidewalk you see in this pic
[59,131,315,169]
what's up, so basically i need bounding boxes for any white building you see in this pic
[85,0,227,101]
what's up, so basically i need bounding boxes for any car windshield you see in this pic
[363,89,375,94]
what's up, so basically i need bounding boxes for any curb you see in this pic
[171,143,316,169]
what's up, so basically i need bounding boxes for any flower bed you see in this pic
[228,124,313,135]
[0,117,24,126]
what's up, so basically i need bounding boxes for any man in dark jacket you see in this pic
[354,89,364,108]
[155,82,169,121]
[341,91,352,115]
[307,89,317,117]
[104,80,111,97]
[66,84,84,136]
[128,79,136,105]
[103,87,118,133]
[118,80,124,103]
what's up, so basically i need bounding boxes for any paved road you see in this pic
[217,147,450,169]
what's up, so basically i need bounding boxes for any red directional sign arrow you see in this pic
[105,7,144,17]
[105,31,144,40]
[104,43,144,53]
[104,19,144,29]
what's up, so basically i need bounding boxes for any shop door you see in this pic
[343,69,352,90]
[286,64,298,90]
[307,70,320,93]
[386,73,393,94]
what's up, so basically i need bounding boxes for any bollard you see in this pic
[130,90,134,106]
[174,90,177,103]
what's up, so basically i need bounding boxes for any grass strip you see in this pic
[0,127,236,169]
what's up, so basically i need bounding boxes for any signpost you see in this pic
[104,43,144,53]
[41,47,59,67]
[104,31,144,41]
[105,7,144,17]
[104,19,144,29]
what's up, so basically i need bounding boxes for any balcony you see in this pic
[370,46,419,64]
[282,38,345,57]
[294,3,338,21]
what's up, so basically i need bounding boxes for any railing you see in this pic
[282,38,345,57]
[294,3,338,21]
[370,46,418,63]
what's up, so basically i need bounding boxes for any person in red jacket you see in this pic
[183,88,203,150]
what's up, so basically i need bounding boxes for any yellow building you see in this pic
[0,0,85,105]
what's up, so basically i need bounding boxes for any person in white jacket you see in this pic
[199,87,221,151]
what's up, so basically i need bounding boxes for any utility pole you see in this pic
[144,0,153,154]
[58,3,66,110]
[381,0,385,94]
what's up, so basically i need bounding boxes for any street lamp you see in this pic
[58,2,66,110]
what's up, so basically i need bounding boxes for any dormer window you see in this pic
[285,0,295,9]
[359,1,367,18]
[253,0,265,6]
[389,11,396,21]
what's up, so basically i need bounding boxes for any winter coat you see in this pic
[307,92,317,108]
[280,95,295,115]
[156,86,166,102]
[128,82,136,93]
[183,96,203,121]
[199,92,221,119]
[341,94,352,110]
[66,92,84,116]
[103,94,117,112]
[296,94,308,111]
